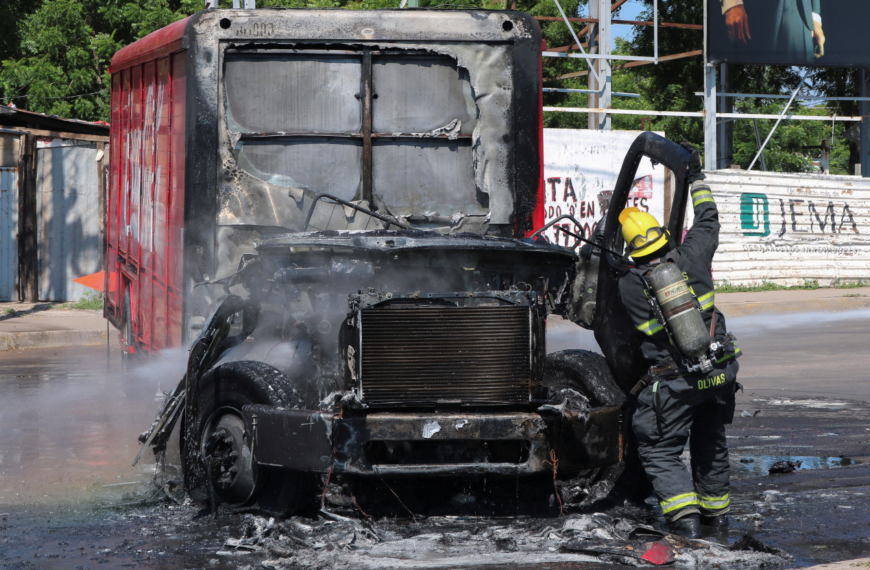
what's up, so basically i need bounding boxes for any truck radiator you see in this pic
[358,306,532,406]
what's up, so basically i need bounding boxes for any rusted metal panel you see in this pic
[242,406,620,477]
[333,412,551,476]
[241,405,334,473]
[35,140,102,302]
[0,135,19,168]
[0,166,18,300]
[552,405,623,472]
[703,170,870,286]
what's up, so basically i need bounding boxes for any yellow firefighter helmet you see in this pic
[619,207,669,259]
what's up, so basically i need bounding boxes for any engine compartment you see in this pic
[213,230,578,410]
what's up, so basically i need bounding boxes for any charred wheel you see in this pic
[182,360,318,515]
[543,350,648,507]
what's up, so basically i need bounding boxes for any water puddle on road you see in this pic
[0,346,185,506]
[731,455,861,477]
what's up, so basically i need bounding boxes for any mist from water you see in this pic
[0,346,187,506]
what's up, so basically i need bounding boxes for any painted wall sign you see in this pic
[543,129,666,248]
[703,170,870,286]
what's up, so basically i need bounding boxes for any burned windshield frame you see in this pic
[224,46,476,208]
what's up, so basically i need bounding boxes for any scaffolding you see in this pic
[538,0,870,177]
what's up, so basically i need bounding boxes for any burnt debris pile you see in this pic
[219,512,791,569]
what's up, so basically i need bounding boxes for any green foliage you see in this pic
[833,280,869,289]
[734,106,852,175]
[57,291,105,311]
[714,280,820,293]
[0,0,196,121]
[0,0,864,175]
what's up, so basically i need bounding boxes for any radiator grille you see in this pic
[359,305,531,406]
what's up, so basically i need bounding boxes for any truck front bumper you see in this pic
[241,405,623,477]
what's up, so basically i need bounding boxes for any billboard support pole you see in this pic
[704,65,717,170]
[718,64,733,168]
[861,69,870,178]
[703,0,716,170]
[748,74,806,171]
[587,0,611,130]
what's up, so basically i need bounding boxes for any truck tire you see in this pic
[182,360,318,516]
[543,349,650,507]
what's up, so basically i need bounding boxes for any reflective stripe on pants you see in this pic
[661,492,700,515]
[699,493,730,512]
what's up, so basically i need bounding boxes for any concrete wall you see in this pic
[704,170,870,286]
[541,128,870,287]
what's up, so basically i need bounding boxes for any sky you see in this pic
[573,0,647,51]
[610,1,645,50]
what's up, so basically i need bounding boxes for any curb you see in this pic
[718,296,870,317]
[794,558,870,569]
[0,329,116,351]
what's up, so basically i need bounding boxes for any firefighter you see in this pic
[618,143,740,538]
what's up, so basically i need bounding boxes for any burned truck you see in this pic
[121,7,695,514]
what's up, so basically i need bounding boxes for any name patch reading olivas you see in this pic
[698,373,727,390]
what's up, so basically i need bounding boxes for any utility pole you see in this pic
[702,0,716,170]
[587,0,611,130]
[862,69,870,178]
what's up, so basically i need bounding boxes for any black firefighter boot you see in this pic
[701,514,729,529]
[667,514,702,538]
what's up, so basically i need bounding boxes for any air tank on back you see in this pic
[648,262,709,359]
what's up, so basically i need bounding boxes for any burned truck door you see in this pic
[586,133,693,393]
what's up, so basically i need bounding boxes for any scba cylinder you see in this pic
[648,263,709,359]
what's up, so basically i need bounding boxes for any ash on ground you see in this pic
[208,506,789,569]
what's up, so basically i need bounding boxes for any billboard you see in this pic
[708,0,870,68]
[543,129,665,249]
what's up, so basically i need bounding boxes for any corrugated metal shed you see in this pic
[704,170,870,286]
[35,141,101,302]
[0,166,18,300]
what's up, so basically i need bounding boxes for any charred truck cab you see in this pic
[124,8,688,513]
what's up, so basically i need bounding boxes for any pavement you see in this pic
[0,302,117,351]
[0,293,868,567]
[1,313,869,567]
[803,560,870,570]
[715,287,870,316]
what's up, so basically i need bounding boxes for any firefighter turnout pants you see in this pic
[632,360,739,521]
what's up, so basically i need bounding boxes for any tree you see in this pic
[0,0,860,174]
[0,0,198,121]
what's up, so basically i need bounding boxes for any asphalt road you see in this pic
[548,308,870,403]
[0,310,868,568]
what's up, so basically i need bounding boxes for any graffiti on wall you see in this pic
[543,130,665,248]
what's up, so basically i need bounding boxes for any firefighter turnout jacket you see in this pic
[618,181,741,522]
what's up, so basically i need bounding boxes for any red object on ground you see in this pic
[641,541,672,565]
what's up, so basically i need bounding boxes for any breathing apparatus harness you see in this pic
[628,255,738,396]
